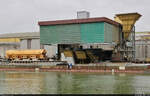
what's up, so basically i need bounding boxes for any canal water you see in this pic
[0,71,150,94]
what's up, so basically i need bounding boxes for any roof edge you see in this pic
[115,12,142,17]
[38,17,121,26]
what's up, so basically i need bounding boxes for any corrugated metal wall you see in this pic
[31,39,40,49]
[104,23,112,42]
[104,23,119,43]
[135,40,150,60]
[147,41,150,58]
[20,39,41,49]
[40,24,81,44]
[112,25,119,43]
[81,23,104,43]
[20,40,27,49]
[40,22,120,44]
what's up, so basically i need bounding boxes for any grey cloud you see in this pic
[0,0,149,34]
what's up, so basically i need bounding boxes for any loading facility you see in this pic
[39,17,123,63]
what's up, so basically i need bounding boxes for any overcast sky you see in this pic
[0,0,149,34]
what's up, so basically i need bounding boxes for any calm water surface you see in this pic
[0,71,150,94]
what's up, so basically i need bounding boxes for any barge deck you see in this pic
[0,61,150,73]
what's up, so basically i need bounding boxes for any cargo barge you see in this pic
[0,61,150,74]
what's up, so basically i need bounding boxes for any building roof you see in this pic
[0,32,40,39]
[38,17,121,26]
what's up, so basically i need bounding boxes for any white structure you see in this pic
[77,11,90,19]
[135,32,150,60]
[61,53,75,65]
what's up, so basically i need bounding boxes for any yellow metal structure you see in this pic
[6,49,47,60]
[63,50,73,57]
[75,51,87,59]
[115,13,141,39]
[145,58,150,62]
[86,50,99,62]
[135,32,150,40]
[0,38,20,42]
[142,36,150,40]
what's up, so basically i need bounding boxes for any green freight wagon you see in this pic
[39,17,122,44]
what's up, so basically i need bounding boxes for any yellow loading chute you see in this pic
[114,13,141,40]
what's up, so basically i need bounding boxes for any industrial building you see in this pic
[135,32,150,62]
[39,17,121,44]
[0,12,142,64]
[0,32,41,57]
[38,12,124,64]
[0,32,59,58]
[39,12,142,64]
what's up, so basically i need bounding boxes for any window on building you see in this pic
[27,39,31,49]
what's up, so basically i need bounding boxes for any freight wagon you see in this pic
[5,49,48,61]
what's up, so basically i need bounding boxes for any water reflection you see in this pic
[0,72,150,94]
[113,73,135,94]
[0,72,45,94]
[133,75,150,94]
